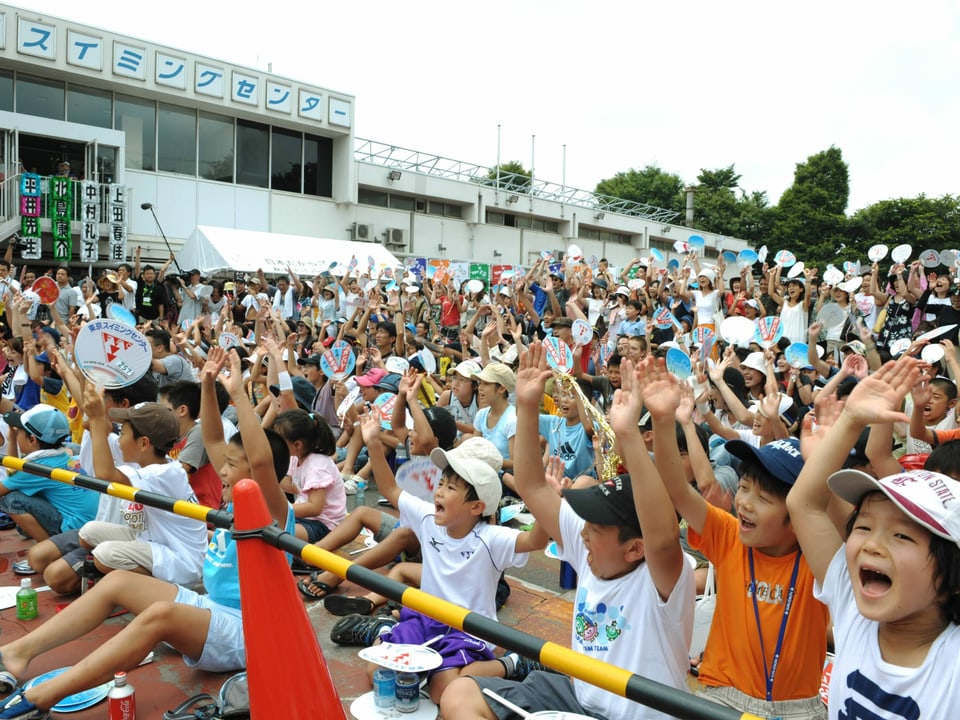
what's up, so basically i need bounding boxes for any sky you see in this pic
[13,0,960,213]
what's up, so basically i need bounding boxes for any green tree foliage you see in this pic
[691,165,775,245]
[768,146,850,266]
[848,195,960,259]
[594,165,685,214]
[482,160,531,191]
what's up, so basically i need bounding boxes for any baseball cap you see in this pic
[550,271,565,282]
[355,368,388,387]
[828,468,960,544]
[298,354,323,368]
[591,278,608,289]
[38,326,61,346]
[34,351,52,366]
[745,299,761,310]
[430,444,502,517]
[452,359,482,379]
[475,362,516,392]
[725,437,804,487]
[841,340,867,356]
[550,317,573,330]
[374,373,402,394]
[269,376,316,411]
[452,436,504,473]
[422,406,457,451]
[108,402,180,452]
[563,475,641,534]
[3,404,70,445]
[385,356,411,374]
[499,286,512,298]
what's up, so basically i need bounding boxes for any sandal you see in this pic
[290,558,315,575]
[297,572,335,602]
[323,594,375,617]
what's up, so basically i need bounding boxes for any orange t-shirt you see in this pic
[688,503,829,700]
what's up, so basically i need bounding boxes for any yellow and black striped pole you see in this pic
[1,455,762,720]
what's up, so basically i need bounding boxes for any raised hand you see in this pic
[676,382,695,425]
[840,352,868,380]
[515,342,553,408]
[632,356,681,424]
[201,346,227,383]
[543,455,567,495]
[808,321,824,341]
[358,409,382,447]
[843,357,922,426]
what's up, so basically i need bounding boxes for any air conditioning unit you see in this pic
[352,222,374,242]
[383,227,408,249]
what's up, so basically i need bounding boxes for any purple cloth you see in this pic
[380,608,494,677]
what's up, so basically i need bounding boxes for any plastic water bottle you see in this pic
[15,578,37,620]
[356,478,367,506]
[107,672,136,719]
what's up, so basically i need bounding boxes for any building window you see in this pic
[17,74,64,120]
[650,238,672,252]
[271,127,302,193]
[304,134,333,198]
[0,70,12,112]
[390,194,415,212]
[198,112,234,183]
[67,84,112,128]
[158,104,196,176]
[427,201,463,218]
[236,119,268,188]
[115,94,156,171]
[358,188,388,207]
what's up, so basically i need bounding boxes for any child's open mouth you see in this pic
[859,567,892,596]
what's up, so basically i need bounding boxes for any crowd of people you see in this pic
[0,240,956,719]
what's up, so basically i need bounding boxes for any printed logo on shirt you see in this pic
[747,579,785,605]
[838,669,919,720]
[428,537,444,553]
[573,587,632,652]
[121,501,145,532]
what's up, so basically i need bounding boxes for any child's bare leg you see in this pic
[309,525,419,592]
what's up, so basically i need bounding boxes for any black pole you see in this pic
[140,202,183,275]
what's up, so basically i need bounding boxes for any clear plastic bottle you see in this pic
[15,578,37,620]
[356,478,367,506]
[107,671,136,720]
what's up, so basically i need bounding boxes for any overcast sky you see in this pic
[14,0,960,213]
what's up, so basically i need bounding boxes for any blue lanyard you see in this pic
[748,549,801,702]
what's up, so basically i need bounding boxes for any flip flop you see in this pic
[290,558,315,575]
[297,572,335,602]
[324,594,375,617]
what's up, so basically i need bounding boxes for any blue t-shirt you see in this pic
[473,405,517,461]
[538,414,595,480]
[2,451,98,531]
[204,503,296,610]
[618,319,646,337]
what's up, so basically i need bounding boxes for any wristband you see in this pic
[277,371,293,393]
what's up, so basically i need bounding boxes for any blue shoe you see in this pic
[0,691,48,719]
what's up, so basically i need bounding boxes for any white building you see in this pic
[0,3,747,277]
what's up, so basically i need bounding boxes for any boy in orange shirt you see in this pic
[639,360,829,720]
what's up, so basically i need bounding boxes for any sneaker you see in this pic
[502,652,550,680]
[11,561,35,576]
[0,692,48,719]
[342,475,358,496]
[330,613,398,647]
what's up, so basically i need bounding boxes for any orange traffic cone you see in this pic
[233,478,346,719]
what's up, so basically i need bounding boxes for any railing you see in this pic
[355,138,681,224]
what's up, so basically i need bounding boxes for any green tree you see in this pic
[848,195,960,260]
[769,146,850,266]
[482,160,531,192]
[594,164,685,214]
[691,165,775,245]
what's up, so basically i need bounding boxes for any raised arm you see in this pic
[789,357,921,583]
[637,356,708,534]
[612,357,685,599]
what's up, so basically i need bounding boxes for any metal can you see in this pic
[372,668,396,708]
[395,672,420,713]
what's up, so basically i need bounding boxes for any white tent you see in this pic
[178,226,403,276]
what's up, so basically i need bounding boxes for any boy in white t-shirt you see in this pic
[353,412,547,705]
[79,393,207,587]
[442,346,695,720]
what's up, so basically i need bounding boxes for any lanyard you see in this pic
[748,549,801,702]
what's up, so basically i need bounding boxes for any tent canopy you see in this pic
[178,226,403,277]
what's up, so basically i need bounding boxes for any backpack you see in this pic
[163,671,248,720]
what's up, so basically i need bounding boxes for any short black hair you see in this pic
[159,380,201,420]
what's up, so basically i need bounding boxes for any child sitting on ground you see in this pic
[353,409,546,705]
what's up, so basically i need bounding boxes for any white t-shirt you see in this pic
[398,492,528,629]
[558,502,695,720]
[118,461,207,585]
[120,278,138,311]
[78,428,128,524]
[693,289,720,327]
[816,547,960,720]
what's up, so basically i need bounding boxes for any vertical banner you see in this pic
[19,173,42,259]
[109,184,127,263]
[49,176,73,260]
[80,181,100,264]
